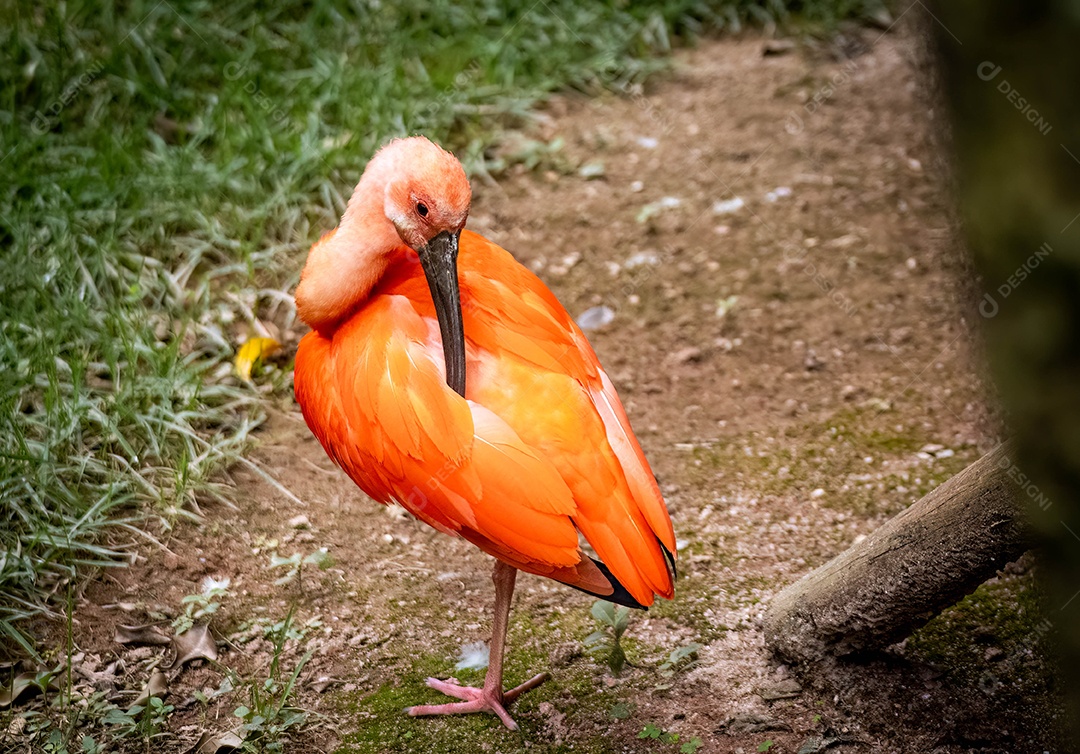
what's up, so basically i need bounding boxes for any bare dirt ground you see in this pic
[14,15,1064,754]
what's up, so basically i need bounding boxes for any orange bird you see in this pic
[293,136,675,729]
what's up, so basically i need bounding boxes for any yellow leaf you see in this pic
[235,337,282,381]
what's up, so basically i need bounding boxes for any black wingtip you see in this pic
[562,537,679,610]
[593,557,651,609]
[659,537,678,581]
[561,557,649,610]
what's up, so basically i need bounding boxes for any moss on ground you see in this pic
[682,404,979,516]
[330,595,707,753]
[333,648,624,754]
[906,569,1057,699]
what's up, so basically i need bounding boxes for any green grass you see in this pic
[0,0,872,659]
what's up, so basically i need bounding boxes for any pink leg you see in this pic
[407,560,550,730]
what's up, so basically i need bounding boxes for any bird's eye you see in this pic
[416,202,429,217]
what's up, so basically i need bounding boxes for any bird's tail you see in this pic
[567,537,677,609]
[459,528,675,610]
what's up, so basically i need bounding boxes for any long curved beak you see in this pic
[418,230,466,397]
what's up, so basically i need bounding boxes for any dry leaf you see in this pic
[0,672,44,708]
[187,729,244,754]
[115,623,172,646]
[130,669,168,710]
[234,337,282,381]
[171,624,218,670]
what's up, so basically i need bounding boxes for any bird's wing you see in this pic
[455,231,677,605]
[295,294,614,595]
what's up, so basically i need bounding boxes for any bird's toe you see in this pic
[424,676,481,700]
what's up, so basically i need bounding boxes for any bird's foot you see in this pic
[406,673,550,730]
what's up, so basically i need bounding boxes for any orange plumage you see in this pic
[296,229,675,604]
[293,136,675,727]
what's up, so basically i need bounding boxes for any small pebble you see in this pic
[578,161,605,179]
[576,305,616,330]
[624,250,660,268]
[762,39,796,56]
[713,196,745,214]
[669,347,703,365]
[804,350,825,371]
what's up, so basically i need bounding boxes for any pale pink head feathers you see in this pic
[295,137,472,332]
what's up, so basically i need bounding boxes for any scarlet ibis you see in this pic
[293,136,676,729]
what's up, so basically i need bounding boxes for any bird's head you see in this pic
[378,136,472,252]
[296,137,472,395]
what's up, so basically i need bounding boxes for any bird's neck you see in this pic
[294,172,401,335]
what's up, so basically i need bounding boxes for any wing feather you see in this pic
[295,294,583,570]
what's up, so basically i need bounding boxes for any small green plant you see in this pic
[232,608,315,752]
[716,294,739,318]
[638,723,703,752]
[140,696,175,740]
[13,686,154,753]
[658,643,702,676]
[101,704,136,737]
[584,600,631,675]
[174,577,231,634]
[261,614,323,644]
[655,642,703,689]
[758,740,775,752]
[269,548,333,590]
[487,135,571,174]
[102,695,174,745]
[192,675,235,707]
[639,722,680,744]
